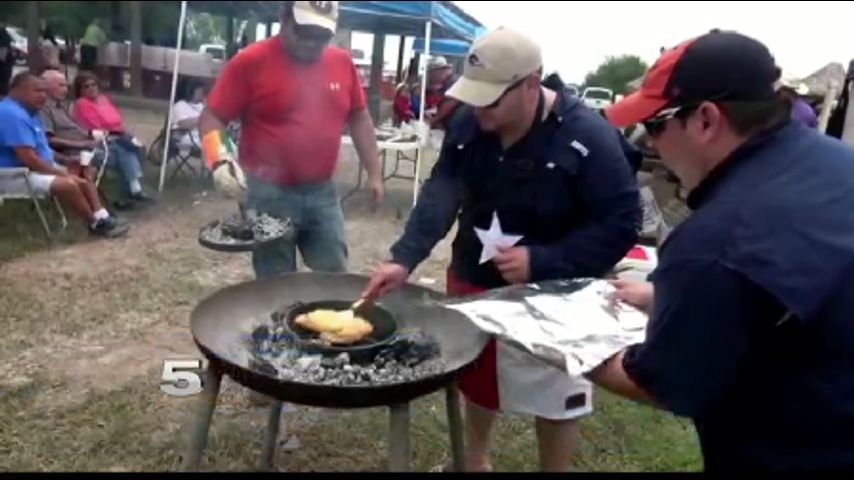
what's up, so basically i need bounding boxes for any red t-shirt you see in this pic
[207,37,366,186]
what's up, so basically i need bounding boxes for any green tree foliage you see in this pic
[583,55,649,95]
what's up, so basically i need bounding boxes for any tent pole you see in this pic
[395,35,406,84]
[159,0,188,195]
[413,18,432,208]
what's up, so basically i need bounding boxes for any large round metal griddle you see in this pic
[190,273,489,409]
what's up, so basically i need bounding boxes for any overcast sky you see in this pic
[351,1,852,84]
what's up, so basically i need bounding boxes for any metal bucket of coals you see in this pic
[199,213,294,253]
[274,301,399,364]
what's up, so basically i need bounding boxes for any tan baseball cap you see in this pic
[446,27,543,107]
[292,1,339,33]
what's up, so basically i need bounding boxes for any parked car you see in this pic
[581,86,614,110]
[7,27,28,65]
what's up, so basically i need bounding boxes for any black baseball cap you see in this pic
[607,30,781,127]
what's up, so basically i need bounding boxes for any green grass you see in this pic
[0,376,702,472]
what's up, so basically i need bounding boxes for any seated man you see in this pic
[0,71,128,238]
[40,69,152,209]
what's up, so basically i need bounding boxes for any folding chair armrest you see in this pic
[0,167,30,180]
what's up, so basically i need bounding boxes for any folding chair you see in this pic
[0,168,68,241]
[146,121,208,187]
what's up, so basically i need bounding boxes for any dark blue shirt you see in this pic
[391,89,641,288]
[623,122,854,472]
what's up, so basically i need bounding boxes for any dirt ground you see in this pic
[0,106,699,472]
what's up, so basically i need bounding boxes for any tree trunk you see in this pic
[129,0,143,96]
[25,1,46,73]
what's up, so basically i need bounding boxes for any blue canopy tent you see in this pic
[412,37,471,57]
[339,1,483,41]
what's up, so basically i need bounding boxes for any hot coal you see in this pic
[201,213,292,245]
[245,324,447,387]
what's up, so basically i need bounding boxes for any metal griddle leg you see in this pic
[388,403,412,472]
[446,384,465,472]
[259,401,284,471]
[181,366,223,471]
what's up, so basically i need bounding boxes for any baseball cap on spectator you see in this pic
[446,27,543,108]
[292,1,339,33]
[606,30,781,127]
[428,56,451,71]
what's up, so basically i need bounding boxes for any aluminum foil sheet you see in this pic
[437,279,648,378]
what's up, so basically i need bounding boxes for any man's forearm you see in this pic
[14,148,67,176]
[586,350,658,406]
[348,108,381,181]
[198,107,227,136]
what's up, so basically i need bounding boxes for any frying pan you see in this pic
[190,273,489,409]
[283,300,398,364]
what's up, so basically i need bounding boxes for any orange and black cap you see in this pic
[606,30,781,127]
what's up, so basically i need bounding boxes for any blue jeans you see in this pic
[94,139,142,198]
[247,175,348,279]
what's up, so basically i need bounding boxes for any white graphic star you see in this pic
[474,212,525,265]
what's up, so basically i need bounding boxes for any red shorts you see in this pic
[446,270,500,411]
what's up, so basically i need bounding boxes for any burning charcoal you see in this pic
[296,356,322,371]
[321,357,337,369]
[335,353,350,367]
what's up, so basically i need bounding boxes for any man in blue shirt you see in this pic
[364,28,641,471]
[0,71,128,238]
[592,31,854,472]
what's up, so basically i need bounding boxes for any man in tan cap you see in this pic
[199,1,383,279]
[364,27,641,471]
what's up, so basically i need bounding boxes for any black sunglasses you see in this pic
[483,77,528,109]
[292,23,333,44]
[642,104,700,137]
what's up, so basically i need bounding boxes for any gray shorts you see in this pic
[0,170,57,198]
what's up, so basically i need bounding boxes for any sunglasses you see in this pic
[642,104,699,137]
[483,77,528,110]
[292,23,333,44]
[82,82,97,90]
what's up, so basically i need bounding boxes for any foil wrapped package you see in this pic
[438,279,648,378]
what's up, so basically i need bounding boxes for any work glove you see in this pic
[203,130,247,199]
[212,157,247,199]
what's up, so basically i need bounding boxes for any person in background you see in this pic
[425,56,461,130]
[199,0,383,279]
[0,21,13,97]
[364,27,641,472]
[392,82,415,126]
[171,78,207,148]
[40,69,152,208]
[80,18,107,72]
[0,72,128,238]
[597,30,854,472]
[41,22,61,70]
[778,81,818,129]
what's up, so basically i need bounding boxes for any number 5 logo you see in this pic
[161,359,204,397]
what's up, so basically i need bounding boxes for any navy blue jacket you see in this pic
[391,89,641,288]
[623,122,854,472]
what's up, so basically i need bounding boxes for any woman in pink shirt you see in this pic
[72,71,125,132]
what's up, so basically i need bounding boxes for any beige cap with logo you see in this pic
[446,27,543,107]
[293,1,339,33]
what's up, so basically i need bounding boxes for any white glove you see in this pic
[212,157,248,199]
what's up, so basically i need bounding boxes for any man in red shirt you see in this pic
[199,0,383,278]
